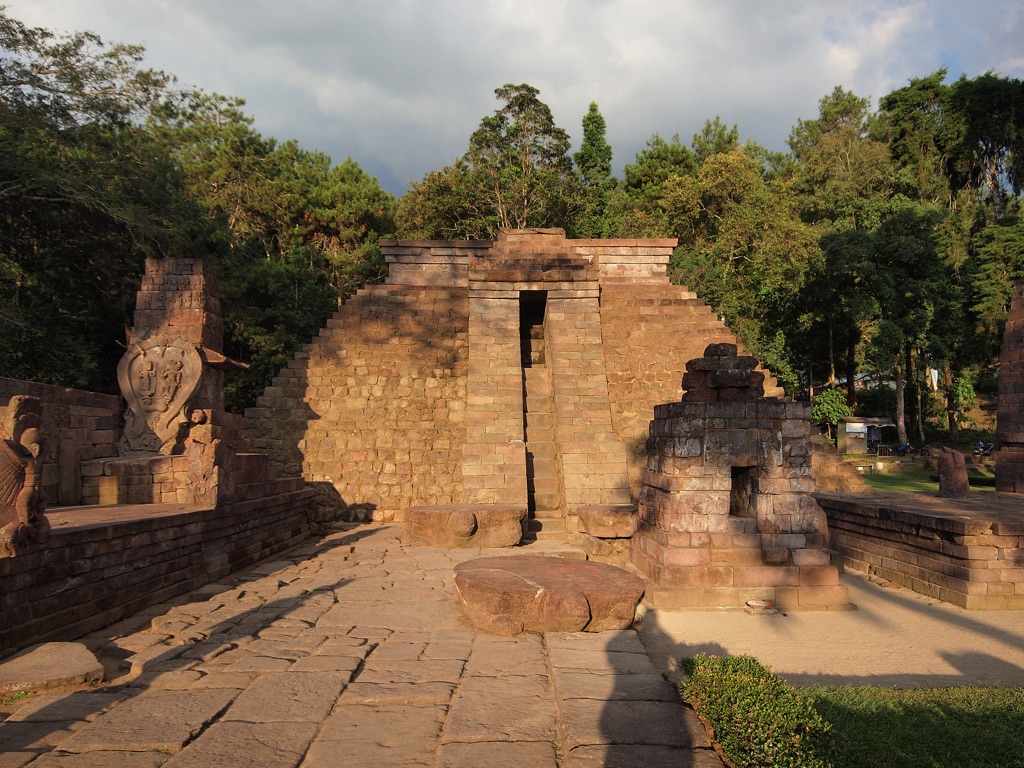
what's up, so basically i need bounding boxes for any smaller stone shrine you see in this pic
[631,343,851,610]
[997,281,1024,493]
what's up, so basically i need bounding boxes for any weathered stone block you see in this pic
[453,555,644,635]
[576,505,638,538]
[401,504,525,548]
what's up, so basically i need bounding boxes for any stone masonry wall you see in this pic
[245,285,468,522]
[820,495,1024,609]
[0,378,120,507]
[997,281,1024,492]
[599,287,783,500]
[247,231,784,530]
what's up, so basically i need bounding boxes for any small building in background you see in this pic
[837,416,896,455]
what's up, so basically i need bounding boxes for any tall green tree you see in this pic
[573,101,615,237]
[666,148,816,391]
[602,133,697,237]
[788,86,896,401]
[692,117,739,168]
[151,88,396,408]
[398,83,579,238]
[945,72,1024,221]
[0,9,205,389]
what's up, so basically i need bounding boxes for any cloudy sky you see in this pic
[9,1,1024,195]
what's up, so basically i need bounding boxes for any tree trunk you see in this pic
[895,356,908,447]
[984,155,1006,221]
[944,362,958,439]
[845,329,857,408]
[905,346,923,443]
[828,319,836,386]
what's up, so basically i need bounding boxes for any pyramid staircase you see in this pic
[518,303,566,542]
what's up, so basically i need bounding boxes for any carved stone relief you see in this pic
[0,395,50,557]
[117,337,203,456]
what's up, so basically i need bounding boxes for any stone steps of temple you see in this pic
[526,515,566,541]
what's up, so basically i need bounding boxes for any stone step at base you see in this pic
[531,490,563,510]
[526,517,567,541]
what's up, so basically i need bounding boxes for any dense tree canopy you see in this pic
[4,7,1023,437]
[397,84,580,239]
[1,9,394,407]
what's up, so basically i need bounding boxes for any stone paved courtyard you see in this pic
[0,525,722,767]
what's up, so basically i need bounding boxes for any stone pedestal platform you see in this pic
[453,555,645,636]
[576,504,637,566]
[401,504,526,548]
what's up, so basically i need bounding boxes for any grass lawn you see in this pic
[807,685,1024,768]
[860,464,996,493]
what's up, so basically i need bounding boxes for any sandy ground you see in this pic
[639,570,1024,688]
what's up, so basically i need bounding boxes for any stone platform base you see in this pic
[402,504,526,548]
[819,491,1024,609]
[0,488,313,659]
[453,555,645,636]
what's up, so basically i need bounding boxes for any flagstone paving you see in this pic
[0,525,722,767]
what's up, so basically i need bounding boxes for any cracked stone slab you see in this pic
[305,705,446,766]
[0,720,86,753]
[55,689,240,753]
[545,631,646,655]
[288,655,361,675]
[338,681,456,706]
[27,751,171,767]
[552,671,680,702]
[160,720,319,768]
[436,740,557,768]
[561,744,725,767]
[354,659,464,684]
[3,692,129,723]
[0,644,103,695]
[464,635,547,677]
[547,648,657,675]
[187,672,258,690]
[443,674,555,743]
[557,699,710,750]
[224,672,346,723]
[319,600,464,632]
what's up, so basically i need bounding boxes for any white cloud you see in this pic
[7,0,1021,193]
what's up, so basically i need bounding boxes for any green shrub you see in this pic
[680,654,834,768]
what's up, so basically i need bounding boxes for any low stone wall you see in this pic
[819,494,1024,609]
[0,488,313,658]
[0,378,121,506]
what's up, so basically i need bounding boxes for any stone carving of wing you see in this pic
[0,439,25,511]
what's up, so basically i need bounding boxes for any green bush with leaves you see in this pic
[811,388,853,441]
[680,654,834,768]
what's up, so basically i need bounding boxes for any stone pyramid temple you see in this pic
[245,228,781,540]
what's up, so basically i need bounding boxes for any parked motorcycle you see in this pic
[972,441,995,457]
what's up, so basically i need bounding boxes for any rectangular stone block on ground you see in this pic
[26,751,171,768]
[562,744,725,768]
[436,741,558,768]
[442,674,556,743]
[304,705,446,767]
[222,671,346,723]
[161,721,319,768]
[54,689,240,754]
[463,635,547,677]
[558,699,711,751]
